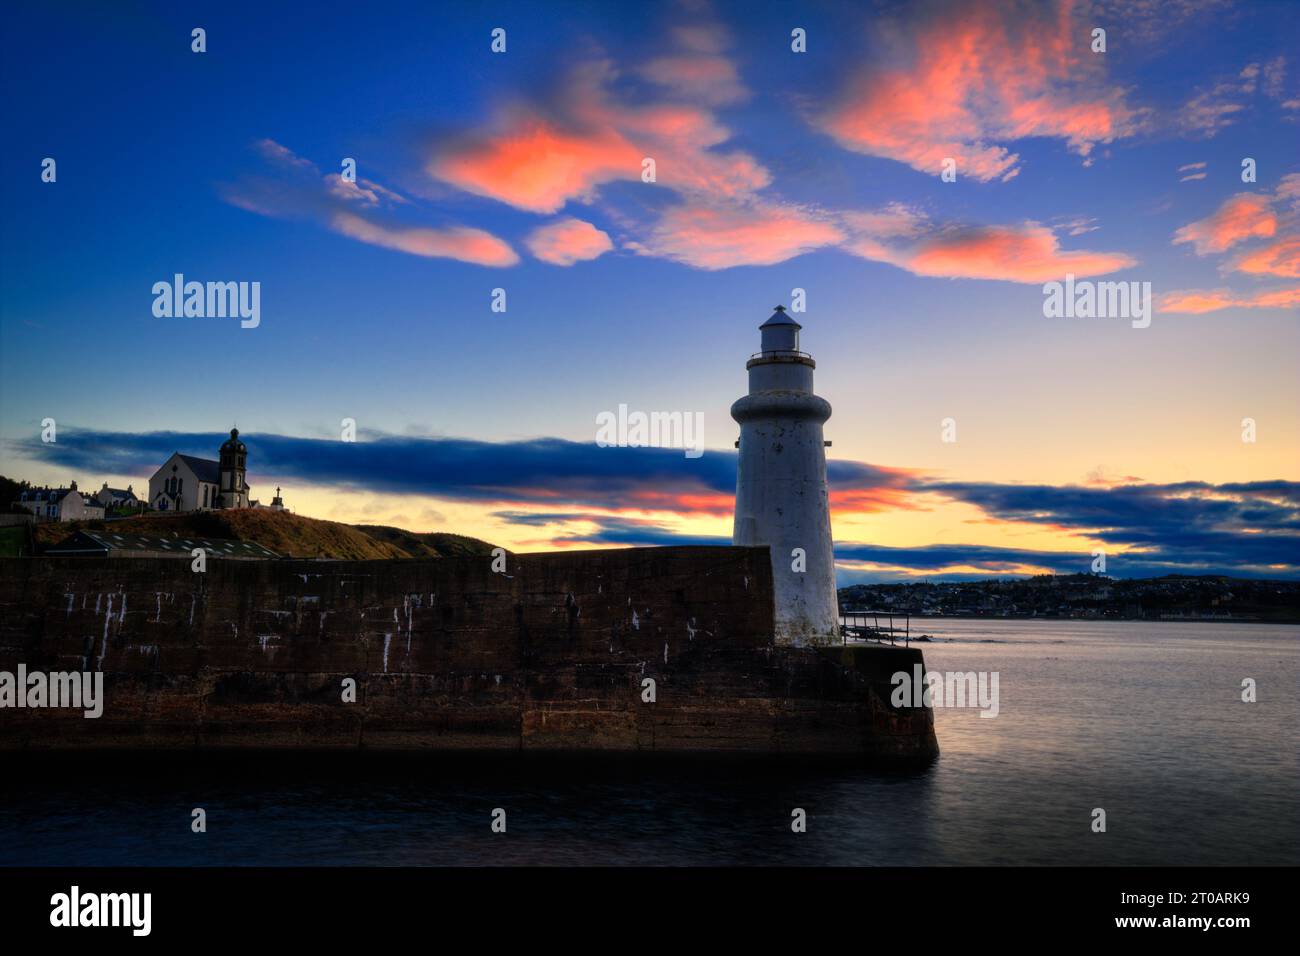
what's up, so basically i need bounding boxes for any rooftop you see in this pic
[46,530,280,559]
[758,305,802,329]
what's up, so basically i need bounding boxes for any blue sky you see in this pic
[2,0,1298,580]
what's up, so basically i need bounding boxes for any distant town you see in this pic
[839,574,1300,624]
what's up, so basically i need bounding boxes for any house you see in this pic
[95,483,141,511]
[14,482,100,522]
[148,429,253,512]
[46,530,279,560]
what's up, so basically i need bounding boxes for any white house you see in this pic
[95,483,141,511]
[15,482,102,522]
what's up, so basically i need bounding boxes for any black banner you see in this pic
[0,866,1287,942]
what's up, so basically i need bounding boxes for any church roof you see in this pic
[175,455,220,483]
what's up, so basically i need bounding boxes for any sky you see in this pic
[1,0,1298,582]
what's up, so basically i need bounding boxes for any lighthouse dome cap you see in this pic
[759,305,802,329]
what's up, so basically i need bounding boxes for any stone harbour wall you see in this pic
[0,547,938,760]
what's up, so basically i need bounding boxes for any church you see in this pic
[147,429,286,513]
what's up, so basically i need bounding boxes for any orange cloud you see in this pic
[1158,286,1300,313]
[331,211,519,267]
[1173,193,1277,254]
[525,217,614,265]
[830,487,925,515]
[428,111,640,214]
[627,201,844,270]
[904,224,1135,282]
[619,489,735,516]
[842,209,1135,283]
[1232,235,1300,278]
[1171,174,1300,289]
[815,0,1137,181]
[426,43,767,214]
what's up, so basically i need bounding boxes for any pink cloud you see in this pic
[623,197,1135,278]
[1232,236,1300,279]
[331,212,518,267]
[1172,175,1300,281]
[841,207,1134,282]
[1173,193,1277,254]
[426,44,767,214]
[628,201,844,270]
[426,95,642,213]
[525,217,614,265]
[904,224,1134,282]
[815,1,1138,181]
[1159,286,1300,313]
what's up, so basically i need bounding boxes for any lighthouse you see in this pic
[731,306,839,646]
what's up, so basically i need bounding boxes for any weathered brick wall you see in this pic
[0,547,937,759]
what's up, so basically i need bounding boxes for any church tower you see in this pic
[218,428,248,509]
[731,306,838,645]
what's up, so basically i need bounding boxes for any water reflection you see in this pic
[1,621,1295,866]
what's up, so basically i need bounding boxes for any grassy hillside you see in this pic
[31,509,497,560]
[353,524,497,558]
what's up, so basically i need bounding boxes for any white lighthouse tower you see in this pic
[731,306,839,646]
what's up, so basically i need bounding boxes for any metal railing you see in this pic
[840,609,910,646]
[748,349,814,362]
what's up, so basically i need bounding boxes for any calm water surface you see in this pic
[2,620,1296,865]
